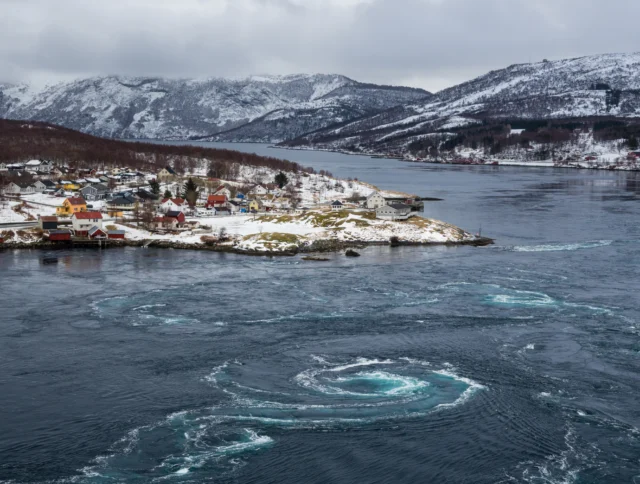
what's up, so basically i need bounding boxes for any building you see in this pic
[2,182,34,195]
[107,230,126,239]
[248,200,263,212]
[375,203,413,221]
[24,160,52,173]
[106,195,137,212]
[165,211,186,224]
[331,200,343,211]
[160,197,186,213]
[57,196,87,216]
[32,180,56,193]
[88,226,108,239]
[249,184,268,196]
[80,183,109,201]
[366,192,388,209]
[48,229,71,242]
[71,211,103,236]
[206,195,228,208]
[157,166,177,181]
[38,216,59,230]
[212,185,232,199]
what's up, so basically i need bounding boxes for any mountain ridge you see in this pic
[0,74,430,142]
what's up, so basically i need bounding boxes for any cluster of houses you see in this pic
[364,192,422,220]
[37,211,125,242]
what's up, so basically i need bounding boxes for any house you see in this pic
[38,216,59,230]
[106,195,137,212]
[48,229,72,242]
[152,214,183,230]
[80,183,109,201]
[375,203,413,221]
[206,195,228,208]
[247,200,263,212]
[228,200,242,214]
[160,197,186,213]
[32,179,56,193]
[56,196,87,216]
[213,207,231,216]
[2,182,31,195]
[165,211,186,224]
[366,192,388,209]
[235,192,246,200]
[71,211,103,236]
[157,166,177,181]
[107,230,126,239]
[0,163,7,172]
[213,185,232,199]
[63,182,80,191]
[88,226,108,239]
[331,200,343,211]
[249,184,268,196]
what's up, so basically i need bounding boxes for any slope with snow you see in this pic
[283,52,640,153]
[0,75,430,142]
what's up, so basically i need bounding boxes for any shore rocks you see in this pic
[345,249,361,257]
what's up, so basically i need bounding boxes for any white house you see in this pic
[160,197,186,213]
[375,203,413,221]
[0,163,7,172]
[249,184,268,196]
[213,185,232,199]
[331,200,343,211]
[2,182,35,195]
[366,192,388,209]
[71,211,103,235]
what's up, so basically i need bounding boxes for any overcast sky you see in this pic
[1,0,638,92]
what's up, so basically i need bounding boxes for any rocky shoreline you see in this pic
[0,236,494,257]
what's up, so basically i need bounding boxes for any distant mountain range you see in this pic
[281,53,640,154]
[3,53,640,159]
[0,74,430,142]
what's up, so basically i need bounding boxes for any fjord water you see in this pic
[2,149,640,483]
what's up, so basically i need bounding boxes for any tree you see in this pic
[218,226,228,241]
[275,172,289,189]
[628,136,639,151]
[141,201,155,230]
[149,179,160,195]
[182,178,199,207]
[163,189,173,199]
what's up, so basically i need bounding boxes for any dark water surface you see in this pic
[1,148,640,483]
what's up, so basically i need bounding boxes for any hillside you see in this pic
[281,52,640,156]
[0,75,430,142]
[0,119,307,174]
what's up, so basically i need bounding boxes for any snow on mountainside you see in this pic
[283,52,640,152]
[0,74,429,141]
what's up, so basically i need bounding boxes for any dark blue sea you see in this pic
[1,146,639,483]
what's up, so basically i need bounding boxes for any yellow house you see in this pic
[63,183,80,191]
[248,200,263,212]
[56,196,87,216]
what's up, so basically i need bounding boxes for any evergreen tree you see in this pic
[628,136,639,151]
[183,178,199,206]
[149,179,160,195]
[163,189,173,199]
[275,172,289,189]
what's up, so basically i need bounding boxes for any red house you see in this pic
[206,195,228,208]
[107,230,126,239]
[88,226,107,239]
[165,211,186,224]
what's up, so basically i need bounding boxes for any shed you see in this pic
[107,230,126,239]
[48,229,72,242]
[38,216,59,230]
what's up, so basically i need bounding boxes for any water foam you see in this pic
[511,240,613,252]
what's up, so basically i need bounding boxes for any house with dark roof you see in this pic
[375,203,413,221]
[38,216,59,230]
[331,200,343,211]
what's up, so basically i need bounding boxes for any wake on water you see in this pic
[507,240,613,252]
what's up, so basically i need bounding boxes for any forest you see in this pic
[0,119,315,174]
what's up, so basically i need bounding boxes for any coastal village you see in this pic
[0,159,479,253]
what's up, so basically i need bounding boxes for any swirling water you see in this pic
[1,151,640,483]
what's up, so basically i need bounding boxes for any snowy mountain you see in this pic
[282,53,640,153]
[0,75,429,141]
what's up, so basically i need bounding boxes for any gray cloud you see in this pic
[1,0,639,91]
